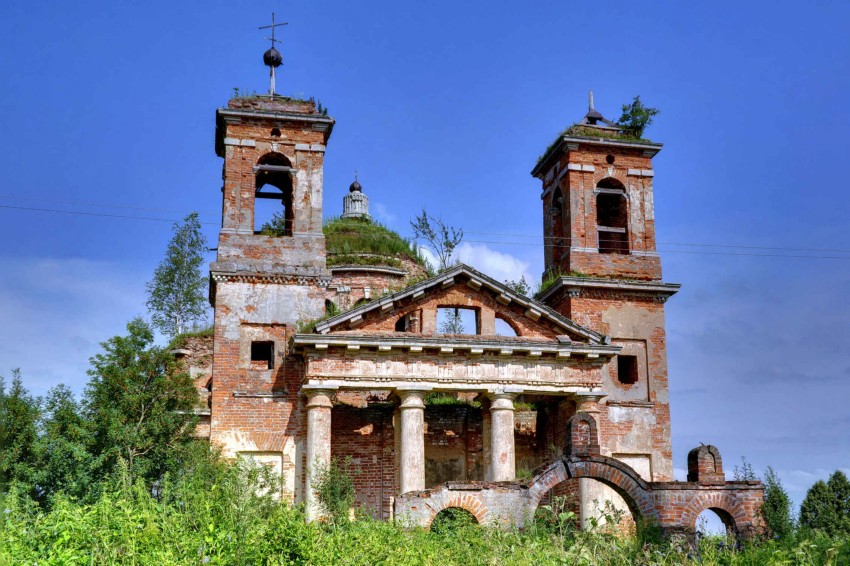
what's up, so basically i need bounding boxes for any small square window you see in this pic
[250,341,274,370]
[617,355,638,385]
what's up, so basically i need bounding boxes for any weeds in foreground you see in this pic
[2,462,849,565]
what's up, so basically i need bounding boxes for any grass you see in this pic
[424,393,481,408]
[327,254,403,269]
[536,268,589,297]
[166,326,214,350]
[2,449,849,565]
[323,216,426,268]
[534,124,656,170]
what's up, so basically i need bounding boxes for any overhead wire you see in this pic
[3,201,850,260]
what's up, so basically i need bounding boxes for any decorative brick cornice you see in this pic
[537,276,680,304]
[210,272,332,287]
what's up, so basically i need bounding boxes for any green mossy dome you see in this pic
[322,216,426,269]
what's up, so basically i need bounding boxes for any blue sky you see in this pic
[1,1,848,507]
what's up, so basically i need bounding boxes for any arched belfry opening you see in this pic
[254,152,294,235]
[551,187,569,260]
[595,178,628,254]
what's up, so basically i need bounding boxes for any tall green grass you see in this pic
[2,452,848,565]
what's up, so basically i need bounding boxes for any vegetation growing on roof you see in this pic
[533,97,660,170]
[327,254,403,269]
[166,325,214,351]
[536,268,589,297]
[322,216,426,268]
[229,90,329,115]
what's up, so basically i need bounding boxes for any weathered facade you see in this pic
[187,88,763,539]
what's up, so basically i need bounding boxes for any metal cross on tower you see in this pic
[259,12,288,96]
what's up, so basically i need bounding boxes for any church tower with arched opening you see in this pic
[532,95,681,523]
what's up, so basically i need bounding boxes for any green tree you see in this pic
[761,466,794,539]
[146,212,209,337]
[800,470,850,536]
[505,276,531,296]
[84,318,198,484]
[439,308,465,334]
[31,385,94,505]
[410,209,463,272]
[0,370,40,495]
[618,96,659,139]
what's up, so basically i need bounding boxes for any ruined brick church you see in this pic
[174,38,764,539]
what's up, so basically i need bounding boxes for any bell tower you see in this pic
[532,93,663,281]
[533,95,680,521]
[208,15,335,467]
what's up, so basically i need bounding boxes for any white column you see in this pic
[489,392,517,482]
[397,388,427,494]
[303,387,334,522]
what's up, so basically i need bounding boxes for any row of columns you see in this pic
[302,386,521,521]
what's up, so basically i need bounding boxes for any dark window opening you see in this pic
[325,299,339,316]
[437,307,480,335]
[551,187,569,259]
[395,314,409,332]
[616,355,638,385]
[596,178,629,254]
[270,127,281,137]
[255,152,294,236]
[250,341,274,370]
[606,154,615,164]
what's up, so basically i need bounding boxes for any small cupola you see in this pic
[342,172,370,220]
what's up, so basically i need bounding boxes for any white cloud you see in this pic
[455,242,533,285]
[371,202,396,223]
[0,256,148,396]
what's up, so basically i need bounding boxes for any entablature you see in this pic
[292,333,619,359]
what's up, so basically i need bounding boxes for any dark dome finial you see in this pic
[263,47,283,68]
[349,170,362,193]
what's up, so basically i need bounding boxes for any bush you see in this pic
[312,457,356,524]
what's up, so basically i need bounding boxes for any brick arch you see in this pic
[679,492,748,535]
[565,455,656,520]
[526,460,570,507]
[423,493,489,527]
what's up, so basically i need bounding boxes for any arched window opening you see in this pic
[437,307,480,335]
[551,187,569,259]
[696,508,737,540]
[395,313,409,332]
[325,299,339,316]
[494,316,518,337]
[430,507,479,533]
[254,152,294,236]
[596,178,628,254]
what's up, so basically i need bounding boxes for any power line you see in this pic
[0,194,219,217]
[3,203,850,260]
[0,204,219,226]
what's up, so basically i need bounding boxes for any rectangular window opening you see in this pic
[616,355,638,385]
[251,341,275,370]
[436,307,480,335]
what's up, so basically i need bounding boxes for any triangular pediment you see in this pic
[313,264,608,345]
